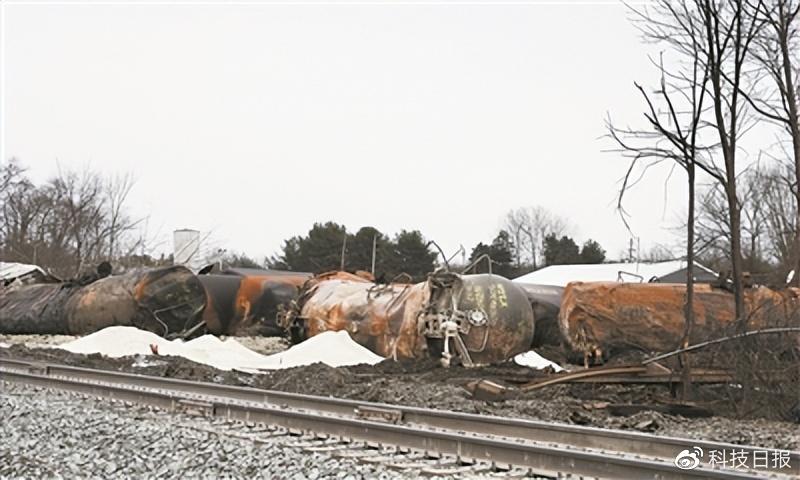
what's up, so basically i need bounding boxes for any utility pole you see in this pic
[520,226,535,270]
[371,233,377,275]
[628,238,634,263]
[340,234,347,271]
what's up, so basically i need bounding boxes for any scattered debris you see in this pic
[3,340,798,448]
[513,350,564,371]
[0,261,60,287]
[606,403,713,418]
[464,361,738,402]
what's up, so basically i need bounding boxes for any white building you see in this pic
[513,260,718,287]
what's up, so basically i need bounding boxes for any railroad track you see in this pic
[1,357,796,479]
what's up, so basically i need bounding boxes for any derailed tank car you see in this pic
[559,281,800,360]
[282,270,534,366]
[0,265,206,336]
[200,268,311,336]
[514,282,564,347]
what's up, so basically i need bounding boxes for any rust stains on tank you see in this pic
[200,269,312,335]
[283,270,534,366]
[559,281,800,359]
[0,265,206,336]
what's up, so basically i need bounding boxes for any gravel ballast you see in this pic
[2,338,798,452]
[0,382,427,479]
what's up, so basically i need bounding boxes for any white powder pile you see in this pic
[267,330,384,368]
[58,327,383,372]
[513,350,565,372]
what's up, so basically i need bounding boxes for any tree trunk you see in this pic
[681,164,696,400]
[702,0,747,327]
[774,0,800,286]
[793,133,800,286]
[726,178,746,328]
[784,53,800,287]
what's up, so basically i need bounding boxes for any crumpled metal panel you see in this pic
[0,261,60,286]
[0,265,206,336]
[559,282,800,358]
[283,271,534,365]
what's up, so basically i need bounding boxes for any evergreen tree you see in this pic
[279,222,347,272]
[543,234,581,266]
[346,226,390,274]
[579,239,606,264]
[385,230,438,282]
[468,230,517,278]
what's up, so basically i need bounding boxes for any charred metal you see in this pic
[281,270,534,366]
[200,268,311,336]
[558,281,800,361]
[0,265,206,336]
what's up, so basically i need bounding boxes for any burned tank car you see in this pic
[559,282,800,360]
[199,274,242,334]
[66,265,207,335]
[421,273,535,365]
[0,283,76,334]
[285,271,534,365]
[0,265,206,336]
[514,282,564,347]
[200,269,311,336]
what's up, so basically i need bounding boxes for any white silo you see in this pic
[173,229,201,268]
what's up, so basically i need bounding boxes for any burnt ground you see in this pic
[1,343,798,451]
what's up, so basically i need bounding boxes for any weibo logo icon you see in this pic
[674,447,704,470]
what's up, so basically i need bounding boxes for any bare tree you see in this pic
[0,158,25,193]
[607,0,756,396]
[615,0,765,328]
[50,167,106,274]
[741,0,800,283]
[641,243,679,262]
[1,161,148,277]
[104,173,144,260]
[608,73,709,396]
[697,163,798,283]
[503,206,568,270]
[759,164,798,273]
[698,0,767,325]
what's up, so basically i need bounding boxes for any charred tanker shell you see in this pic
[0,283,75,334]
[284,271,534,366]
[559,282,800,360]
[0,266,206,336]
[423,273,535,365]
[199,274,242,334]
[67,266,207,335]
[288,271,425,358]
[200,269,311,336]
[515,282,564,347]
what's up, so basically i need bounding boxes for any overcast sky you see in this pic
[3,1,697,262]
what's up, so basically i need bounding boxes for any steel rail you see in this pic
[0,358,794,479]
[1,357,792,474]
